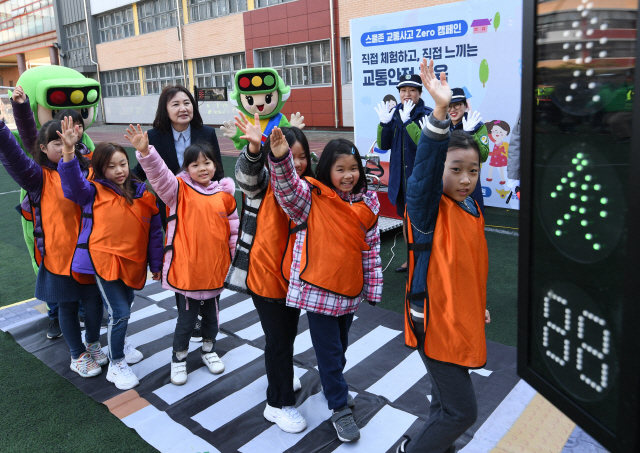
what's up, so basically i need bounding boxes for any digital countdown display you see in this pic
[518,1,640,452]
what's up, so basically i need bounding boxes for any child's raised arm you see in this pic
[0,120,42,194]
[128,124,178,207]
[58,117,95,206]
[268,126,312,225]
[406,58,452,234]
[10,86,38,154]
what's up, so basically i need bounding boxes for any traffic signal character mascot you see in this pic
[221,68,305,150]
[11,65,101,274]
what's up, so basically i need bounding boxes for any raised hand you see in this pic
[235,112,262,154]
[418,116,428,130]
[124,124,150,155]
[374,101,395,124]
[399,99,414,123]
[11,86,26,104]
[269,126,289,158]
[220,118,237,139]
[419,58,451,119]
[463,110,483,132]
[290,112,305,129]
[57,116,80,160]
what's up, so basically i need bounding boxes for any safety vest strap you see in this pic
[408,242,431,252]
[243,204,260,214]
[407,291,426,300]
[33,232,44,238]
[289,221,307,235]
[77,243,88,249]
[238,238,252,250]
[81,212,93,219]
[166,213,177,222]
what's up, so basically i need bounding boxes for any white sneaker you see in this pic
[293,374,302,392]
[124,340,143,364]
[106,359,139,390]
[264,404,307,433]
[171,361,188,385]
[84,341,108,366]
[201,351,224,374]
[70,351,102,378]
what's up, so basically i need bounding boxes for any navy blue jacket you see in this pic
[378,98,433,205]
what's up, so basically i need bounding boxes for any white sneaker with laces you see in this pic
[124,339,143,364]
[293,374,302,392]
[70,351,102,378]
[106,359,139,390]
[171,361,188,385]
[84,341,108,366]
[264,404,307,433]
[201,351,224,374]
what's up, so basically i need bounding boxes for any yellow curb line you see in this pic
[0,297,37,311]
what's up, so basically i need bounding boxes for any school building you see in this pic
[45,0,461,128]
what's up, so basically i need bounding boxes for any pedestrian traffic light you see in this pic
[517,1,640,452]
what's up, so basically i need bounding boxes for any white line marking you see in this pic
[153,344,263,405]
[365,351,426,402]
[192,367,308,432]
[148,290,175,301]
[343,325,401,373]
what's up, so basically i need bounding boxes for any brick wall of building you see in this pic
[182,14,246,60]
[96,29,184,71]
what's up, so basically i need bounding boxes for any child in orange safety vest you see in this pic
[268,126,383,443]
[57,117,164,391]
[127,124,239,387]
[396,59,491,453]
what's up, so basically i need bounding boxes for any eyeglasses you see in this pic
[448,102,465,111]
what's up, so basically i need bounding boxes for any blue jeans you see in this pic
[47,302,58,320]
[58,296,103,359]
[96,276,135,362]
[306,311,354,411]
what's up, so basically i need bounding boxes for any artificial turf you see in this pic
[0,150,519,452]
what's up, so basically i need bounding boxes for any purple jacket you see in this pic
[58,157,163,276]
[0,120,48,260]
[11,95,39,154]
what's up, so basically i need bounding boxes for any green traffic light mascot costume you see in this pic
[11,65,101,274]
[221,68,305,149]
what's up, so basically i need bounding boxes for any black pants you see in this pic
[252,295,300,408]
[172,294,219,362]
[407,322,478,453]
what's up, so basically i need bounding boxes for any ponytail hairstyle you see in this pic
[315,138,366,194]
[263,126,314,178]
[90,142,139,204]
[33,120,90,172]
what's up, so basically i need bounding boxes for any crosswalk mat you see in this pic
[6,282,532,453]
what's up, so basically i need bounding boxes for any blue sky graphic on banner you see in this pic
[350,0,523,209]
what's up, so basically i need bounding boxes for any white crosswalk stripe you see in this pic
[131,342,202,380]
[343,325,401,373]
[192,367,309,432]
[153,343,264,405]
[219,298,256,324]
[365,350,426,402]
[148,290,175,302]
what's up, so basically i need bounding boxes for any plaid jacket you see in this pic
[268,150,383,316]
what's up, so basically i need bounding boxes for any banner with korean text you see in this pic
[350,0,523,209]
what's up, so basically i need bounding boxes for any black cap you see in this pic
[450,88,466,103]
[397,73,422,90]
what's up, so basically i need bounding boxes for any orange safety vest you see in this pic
[34,167,94,284]
[246,183,295,300]
[299,177,378,298]
[404,195,488,368]
[84,182,159,290]
[165,178,236,292]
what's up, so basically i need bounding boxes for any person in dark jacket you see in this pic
[376,73,433,272]
[132,85,224,228]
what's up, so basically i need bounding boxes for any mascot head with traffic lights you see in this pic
[14,65,100,129]
[230,67,290,119]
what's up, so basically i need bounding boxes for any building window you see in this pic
[138,0,179,34]
[144,62,187,94]
[257,41,332,87]
[194,53,246,90]
[65,21,88,50]
[343,38,352,83]
[256,0,294,7]
[0,2,56,45]
[97,7,135,43]
[101,68,141,98]
[188,0,247,22]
